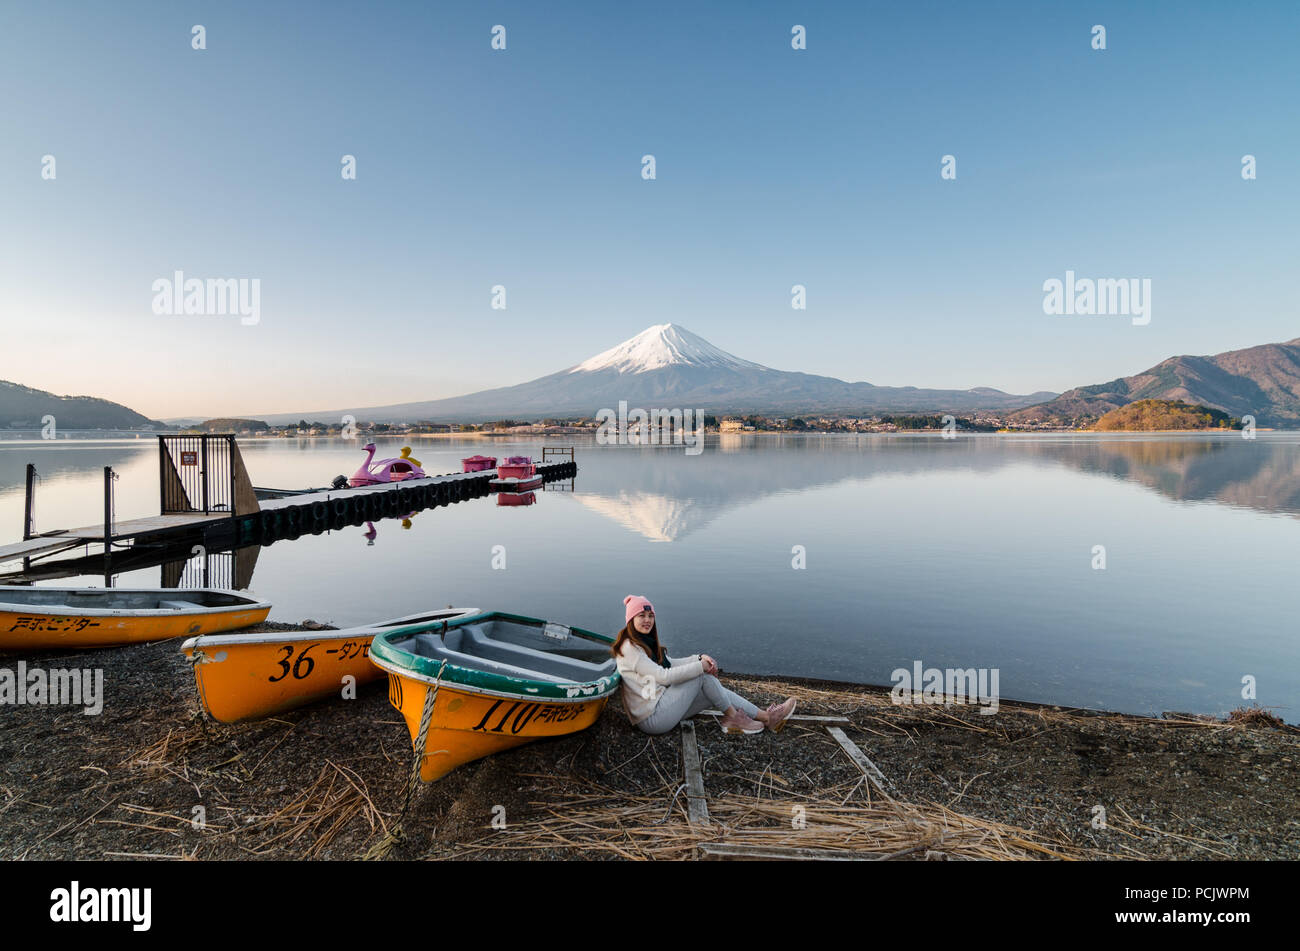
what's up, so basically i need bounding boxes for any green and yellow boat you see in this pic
[368,612,620,782]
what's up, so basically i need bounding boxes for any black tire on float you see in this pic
[331,497,349,518]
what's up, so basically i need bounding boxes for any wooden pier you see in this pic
[1,435,578,575]
[0,514,228,563]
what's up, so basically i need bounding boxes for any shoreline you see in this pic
[2,622,1296,861]
[1,427,1285,443]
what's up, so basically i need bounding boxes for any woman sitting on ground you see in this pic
[611,595,796,735]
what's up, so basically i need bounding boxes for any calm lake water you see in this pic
[2,433,1297,721]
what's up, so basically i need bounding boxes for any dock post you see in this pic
[200,439,210,514]
[104,466,114,547]
[21,462,35,569]
[103,466,114,587]
[22,464,35,541]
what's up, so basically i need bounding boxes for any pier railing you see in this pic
[158,434,259,516]
[542,447,576,491]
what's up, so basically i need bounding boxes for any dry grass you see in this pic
[440,773,1107,861]
[233,760,392,858]
[117,724,209,773]
[1226,706,1287,730]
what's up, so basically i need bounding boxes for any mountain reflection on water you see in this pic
[2,433,1296,720]
[566,433,1300,542]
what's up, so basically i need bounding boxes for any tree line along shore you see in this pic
[175,399,1248,439]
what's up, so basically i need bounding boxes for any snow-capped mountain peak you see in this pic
[569,323,768,374]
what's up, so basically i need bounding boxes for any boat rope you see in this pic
[400,660,446,821]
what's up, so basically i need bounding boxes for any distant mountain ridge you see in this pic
[0,380,162,430]
[24,328,1300,431]
[255,324,1058,424]
[1010,337,1300,427]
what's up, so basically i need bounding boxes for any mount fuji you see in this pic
[260,324,1056,423]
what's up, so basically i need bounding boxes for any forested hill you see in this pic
[0,380,161,430]
[1091,399,1238,431]
[1010,337,1300,427]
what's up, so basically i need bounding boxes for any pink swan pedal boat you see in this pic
[348,445,427,487]
[461,455,497,473]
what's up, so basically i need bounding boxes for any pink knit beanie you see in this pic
[624,595,654,624]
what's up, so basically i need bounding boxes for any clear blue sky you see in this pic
[1,1,1296,418]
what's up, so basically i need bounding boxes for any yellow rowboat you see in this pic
[0,586,271,651]
[368,612,620,782]
[180,608,479,723]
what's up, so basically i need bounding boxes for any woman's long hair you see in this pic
[610,618,666,665]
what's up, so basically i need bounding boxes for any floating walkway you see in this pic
[2,435,578,571]
[0,463,576,566]
[245,462,576,547]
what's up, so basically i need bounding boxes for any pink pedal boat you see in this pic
[490,474,543,492]
[496,456,535,480]
[497,491,536,506]
[461,455,497,473]
[347,444,428,487]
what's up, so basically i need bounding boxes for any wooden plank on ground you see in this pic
[826,726,896,800]
[700,843,886,861]
[699,709,852,727]
[679,720,710,826]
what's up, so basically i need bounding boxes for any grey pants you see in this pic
[637,674,761,735]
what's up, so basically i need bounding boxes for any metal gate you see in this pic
[166,548,234,589]
[542,447,575,492]
[159,434,236,515]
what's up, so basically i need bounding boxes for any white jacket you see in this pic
[614,639,704,724]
